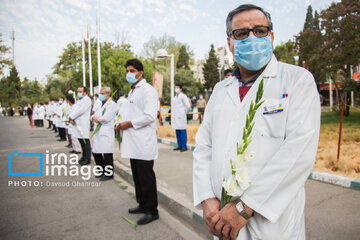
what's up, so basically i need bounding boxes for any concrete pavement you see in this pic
[0,116,197,240]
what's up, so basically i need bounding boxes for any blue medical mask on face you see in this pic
[175,88,180,94]
[77,93,83,99]
[59,101,63,105]
[234,35,273,71]
[98,93,106,102]
[126,72,138,84]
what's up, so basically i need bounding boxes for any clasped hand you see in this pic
[202,198,247,240]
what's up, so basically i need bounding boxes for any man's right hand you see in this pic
[201,198,221,237]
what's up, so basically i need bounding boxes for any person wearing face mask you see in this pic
[116,58,159,225]
[55,97,67,141]
[196,95,207,123]
[193,4,320,240]
[173,84,190,152]
[69,86,92,165]
[224,69,233,79]
[91,87,118,181]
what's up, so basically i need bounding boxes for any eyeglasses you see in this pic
[229,26,270,40]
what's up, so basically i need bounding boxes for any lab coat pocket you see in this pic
[254,98,288,138]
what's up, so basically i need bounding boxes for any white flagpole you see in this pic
[82,37,86,87]
[88,23,93,96]
[97,0,101,90]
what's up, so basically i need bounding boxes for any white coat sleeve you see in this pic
[193,85,220,207]
[241,72,321,223]
[98,102,117,124]
[182,94,191,110]
[131,87,158,130]
[70,98,91,120]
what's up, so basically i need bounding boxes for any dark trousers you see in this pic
[130,159,158,215]
[39,119,44,127]
[53,123,57,132]
[176,129,187,149]
[48,120,51,128]
[58,127,67,140]
[93,153,114,176]
[79,138,91,162]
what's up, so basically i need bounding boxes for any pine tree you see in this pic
[176,45,190,69]
[303,5,314,30]
[203,44,219,91]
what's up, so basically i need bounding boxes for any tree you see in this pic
[176,45,190,69]
[175,68,200,98]
[318,0,360,115]
[0,66,21,106]
[203,44,220,91]
[303,5,314,30]
[273,40,296,64]
[0,33,12,77]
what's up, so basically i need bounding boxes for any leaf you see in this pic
[90,123,102,139]
[121,216,138,229]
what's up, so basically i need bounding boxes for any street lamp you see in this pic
[156,49,174,128]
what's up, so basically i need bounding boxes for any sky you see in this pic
[0,0,341,82]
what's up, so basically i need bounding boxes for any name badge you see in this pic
[263,103,284,115]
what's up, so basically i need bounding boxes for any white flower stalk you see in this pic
[223,175,244,197]
[234,167,250,191]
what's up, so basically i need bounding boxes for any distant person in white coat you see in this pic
[55,97,67,141]
[66,95,81,154]
[116,58,159,225]
[116,90,128,117]
[69,86,92,165]
[173,84,190,152]
[92,93,102,115]
[91,87,118,181]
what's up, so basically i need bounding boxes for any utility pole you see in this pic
[97,0,101,90]
[88,23,93,96]
[10,29,15,66]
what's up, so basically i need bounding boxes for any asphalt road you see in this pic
[0,116,185,240]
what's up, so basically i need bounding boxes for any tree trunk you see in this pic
[344,91,351,116]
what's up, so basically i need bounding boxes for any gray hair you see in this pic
[101,87,111,94]
[226,4,273,37]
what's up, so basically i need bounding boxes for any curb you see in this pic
[113,160,211,239]
[157,137,360,191]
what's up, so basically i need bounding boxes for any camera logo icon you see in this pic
[8,150,43,176]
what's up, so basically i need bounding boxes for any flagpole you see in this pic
[88,23,93,96]
[97,0,101,90]
[82,36,86,87]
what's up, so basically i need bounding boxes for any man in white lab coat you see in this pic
[55,97,67,141]
[116,90,128,116]
[92,93,102,115]
[116,58,159,225]
[69,86,92,165]
[193,4,320,240]
[91,87,117,181]
[173,84,190,152]
[66,95,81,154]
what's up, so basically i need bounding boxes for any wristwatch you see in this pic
[235,200,252,220]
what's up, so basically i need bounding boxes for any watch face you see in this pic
[236,202,244,212]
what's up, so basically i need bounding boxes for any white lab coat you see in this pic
[55,102,67,128]
[33,105,39,120]
[116,96,128,116]
[121,79,159,160]
[91,99,117,154]
[193,55,320,240]
[69,95,92,139]
[173,92,190,129]
[38,105,45,120]
[92,98,102,114]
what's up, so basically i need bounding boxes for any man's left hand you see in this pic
[92,116,99,123]
[214,202,248,240]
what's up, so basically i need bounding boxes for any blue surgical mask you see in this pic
[199,96,203,99]
[59,101,63,105]
[77,93,83,99]
[98,93,106,102]
[126,72,138,84]
[175,88,180,94]
[234,35,273,71]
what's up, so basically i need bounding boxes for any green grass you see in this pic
[321,108,360,126]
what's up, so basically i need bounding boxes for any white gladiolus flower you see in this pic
[114,114,122,125]
[223,175,243,197]
[234,167,251,191]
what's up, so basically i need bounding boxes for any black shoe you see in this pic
[57,139,66,142]
[128,206,146,214]
[56,134,60,137]
[69,150,81,154]
[173,147,181,151]
[95,174,103,178]
[79,160,90,165]
[66,144,72,148]
[99,175,113,181]
[180,148,188,152]
[137,213,159,225]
